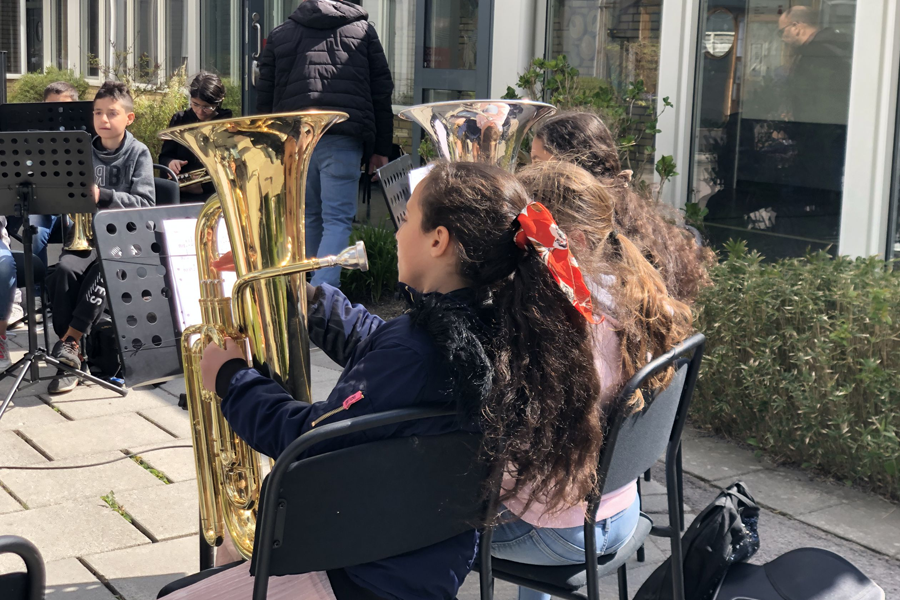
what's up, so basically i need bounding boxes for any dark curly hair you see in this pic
[93,81,133,113]
[413,161,604,512]
[534,111,714,304]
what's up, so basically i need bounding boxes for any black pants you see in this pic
[46,249,107,339]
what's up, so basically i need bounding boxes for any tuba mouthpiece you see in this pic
[335,241,369,272]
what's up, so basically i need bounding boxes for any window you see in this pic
[200,0,240,80]
[361,0,416,105]
[25,0,42,73]
[546,0,664,180]
[167,0,188,75]
[81,0,100,77]
[689,1,857,258]
[135,0,159,80]
[1,0,22,74]
[424,0,478,70]
[53,0,68,69]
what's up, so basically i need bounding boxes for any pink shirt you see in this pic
[502,280,638,528]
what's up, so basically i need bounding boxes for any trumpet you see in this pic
[177,168,212,188]
[64,213,94,251]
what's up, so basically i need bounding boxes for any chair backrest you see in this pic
[0,535,45,600]
[377,154,413,230]
[597,333,705,497]
[153,177,180,206]
[251,408,493,581]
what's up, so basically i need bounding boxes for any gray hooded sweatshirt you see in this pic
[92,130,156,209]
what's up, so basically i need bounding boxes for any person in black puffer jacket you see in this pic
[158,72,235,203]
[257,0,394,288]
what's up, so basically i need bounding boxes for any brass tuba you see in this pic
[397,100,557,171]
[159,111,369,559]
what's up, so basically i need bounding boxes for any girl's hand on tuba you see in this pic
[200,337,245,393]
[211,251,235,272]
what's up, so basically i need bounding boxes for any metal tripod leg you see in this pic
[42,354,128,394]
[0,352,41,421]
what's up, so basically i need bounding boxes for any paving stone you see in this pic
[0,487,24,514]
[44,558,118,600]
[681,435,768,481]
[138,406,192,438]
[640,478,667,496]
[18,413,175,459]
[0,393,68,431]
[712,468,851,517]
[0,429,50,465]
[0,450,164,508]
[797,495,900,558]
[310,347,342,372]
[640,493,691,515]
[156,376,186,399]
[311,364,341,403]
[126,439,197,483]
[42,386,174,420]
[116,481,199,541]
[83,536,196,600]
[0,499,150,562]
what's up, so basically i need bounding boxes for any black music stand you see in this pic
[0,101,95,136]
[0,131,126,421]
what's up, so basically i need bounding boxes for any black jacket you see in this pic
[158,107,234,195]
[256,0,394,156]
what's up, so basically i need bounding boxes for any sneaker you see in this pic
[7,304,26,330]
[51,338,82,370]
[48,369,80,394]
[0,335,10,371]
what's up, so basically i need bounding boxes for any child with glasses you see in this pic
[158,71,234,202]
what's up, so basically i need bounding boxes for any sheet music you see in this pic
[160,218,237,332]
[409,163,435,195]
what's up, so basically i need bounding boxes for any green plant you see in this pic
[101,491,132,523]
[694,244,900,500]
[130,455,172,484]
[130,67,189,160]
[222,78,243,116]
[682,201,709,232]
[340,222,399,304]
[9,67,92,103]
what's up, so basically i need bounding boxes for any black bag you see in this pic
[634,481,760,600]
[86,316,123,380]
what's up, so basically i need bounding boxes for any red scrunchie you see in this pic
[513,202,596,323]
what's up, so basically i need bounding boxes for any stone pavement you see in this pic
[0,333,896,599]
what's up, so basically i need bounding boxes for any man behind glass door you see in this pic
[256,0,394,288]
[777,6,853,232]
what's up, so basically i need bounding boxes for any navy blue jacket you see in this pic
[256,0,394,156]
[217,284,478,600]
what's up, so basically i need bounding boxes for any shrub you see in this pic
[9,67,92,103]
[222,78,242,116]
[130,69,189,160]
[340,222,398,304]
[693,240,900,500]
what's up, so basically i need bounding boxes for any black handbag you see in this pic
[634,481,761,600]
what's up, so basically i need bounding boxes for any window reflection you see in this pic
[1,1,22,74]
[200,0,240,80]
[692,2,856,258]
[424,0,478,70]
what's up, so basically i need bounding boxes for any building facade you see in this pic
[3,0,900,260]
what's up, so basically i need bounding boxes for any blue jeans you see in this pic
[490,495,641,600]
[305,135,363,288]
[6,214,60,268]
[0,241,17,322]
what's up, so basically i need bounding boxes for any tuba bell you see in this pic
[64,213,94,251]
[397,100,557,170]
[159,111,369,559]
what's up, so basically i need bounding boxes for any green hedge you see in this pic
[340,222,399,304]
[693,241,900,500]
[9,67,92,102]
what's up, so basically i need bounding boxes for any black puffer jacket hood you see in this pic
[291,0,367,29]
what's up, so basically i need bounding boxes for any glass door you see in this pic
[688,1,858,258]
[412,0,493,154]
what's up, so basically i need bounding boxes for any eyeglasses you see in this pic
[190,100,218,114]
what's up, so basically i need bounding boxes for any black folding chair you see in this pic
[152,165,181,206]
[0,535,45,600]
[249,406,497,600]
[478,333,706,600]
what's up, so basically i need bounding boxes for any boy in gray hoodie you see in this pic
[46,81,156,394]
